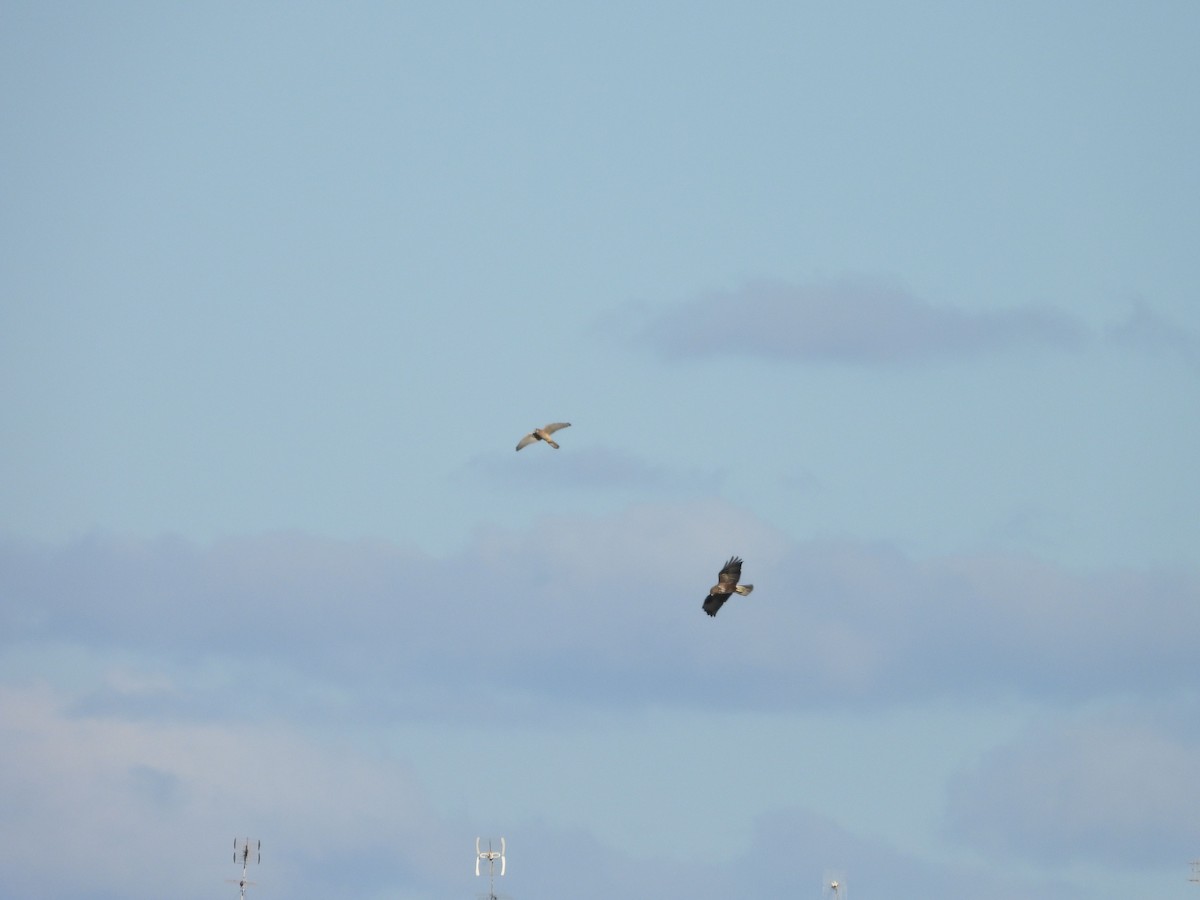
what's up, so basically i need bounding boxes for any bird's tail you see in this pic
[547,439,560,449]
[735,584,754,596]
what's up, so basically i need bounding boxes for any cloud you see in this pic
[736,808,1093,900]
[514,806,1081,900]
[0,682,455,900]
[946,699,1200,867]
[2,513,1196,720]
[622,280,1087,364]
[0,682,1110,900]
[3,518,1194,900]
[1106,300,1200,372]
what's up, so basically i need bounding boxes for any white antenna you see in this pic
[822,870,847,898]
[476,837,506,900]
[227,837,261,900]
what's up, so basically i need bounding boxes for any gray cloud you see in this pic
[736,809,1093,900]
[1106,300,1200,372]
[517,806,1085,900]
[0,681,1110,900]
[2,511,1196,720]
[946,700,1200,867]
[0,682,463,900]
[3,516,1194,900]
[631,280,1087,364]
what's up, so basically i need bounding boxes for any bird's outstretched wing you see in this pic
[702,593,727,617]
[515,433,538,451]
[542,422,571,434]
[717,556,743,586]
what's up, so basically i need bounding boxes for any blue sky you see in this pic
[2,2,1199,898]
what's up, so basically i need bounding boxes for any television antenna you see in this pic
[227,837,260,899]
[1190,859,1200,884]
[476,837,506,900]
[822,870,847,898]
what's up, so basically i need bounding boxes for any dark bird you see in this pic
[702,556,754,617]
[515,422,571,451]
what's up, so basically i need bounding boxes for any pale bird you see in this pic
[702,556,754,617]
[515,422,571,451]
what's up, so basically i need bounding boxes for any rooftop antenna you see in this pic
[822,870,847,899]
[476,837,506,900]
[1190,859,1200,884]
[227,837,260,900]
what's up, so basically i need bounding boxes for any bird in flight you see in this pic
[702,556,754,617]
[515,422,571,451]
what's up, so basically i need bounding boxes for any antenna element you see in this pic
[228,837,261,900]
[476,837,506,900]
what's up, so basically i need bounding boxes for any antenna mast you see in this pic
[1190,859,1200,885]
[476,837,506,900]
[228,837,261,900]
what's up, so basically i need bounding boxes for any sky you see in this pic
[2,2,1199,898]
